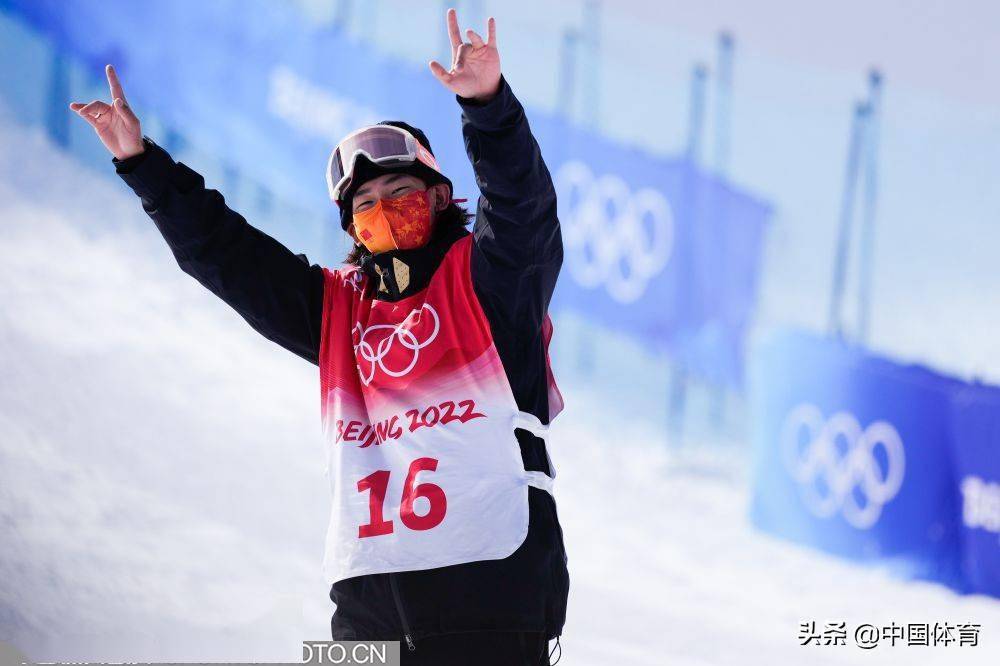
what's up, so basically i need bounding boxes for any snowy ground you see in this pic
[2,121,999,665]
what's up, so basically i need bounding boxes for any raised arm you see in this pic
[70,66,324,364]
[429,10,562,315]
[456,74,560,271]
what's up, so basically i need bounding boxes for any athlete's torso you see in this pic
[319,234,560,583]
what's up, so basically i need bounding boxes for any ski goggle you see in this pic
[326,125,443,203]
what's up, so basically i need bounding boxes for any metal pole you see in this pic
[685,64,708,163]
[828,101,870,337]
[582,0,601,130]
[713,32,734,177]
[673,62,708,442]
[557,29,579,120]
[856,70,882,344]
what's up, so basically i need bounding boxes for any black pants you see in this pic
[400,631,551,666]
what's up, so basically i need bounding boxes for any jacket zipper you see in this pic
[388,573,416,652]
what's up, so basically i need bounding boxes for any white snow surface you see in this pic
[1,120,999,665]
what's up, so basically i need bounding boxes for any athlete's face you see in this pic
[348,173,450,246]
[352,174,449,213]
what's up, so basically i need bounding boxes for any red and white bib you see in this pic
[318,234,564,584]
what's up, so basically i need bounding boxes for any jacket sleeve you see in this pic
[458,74,563,325]
[114,137,325,365]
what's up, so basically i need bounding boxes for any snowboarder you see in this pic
[71,8,567,665]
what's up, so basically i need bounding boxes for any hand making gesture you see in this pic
[429,8,502,104]
[68,64,144,160]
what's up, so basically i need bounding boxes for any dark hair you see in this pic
[344,201,475,265]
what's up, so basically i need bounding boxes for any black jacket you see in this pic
[114,74,568,645]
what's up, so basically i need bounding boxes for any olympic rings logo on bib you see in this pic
[352,303,440,385]
[345,270,364,293]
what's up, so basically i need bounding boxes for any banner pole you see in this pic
[685,63,708,164]
[708,32,735,432]
[828,101,870,338]
[857,70,883,344]
[557,28,579,121]
[674,61,709,445]
[582,0,602,130]
[713,32,734,178]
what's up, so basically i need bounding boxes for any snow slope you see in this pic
[0,120,330,662]
[1,119,999,665]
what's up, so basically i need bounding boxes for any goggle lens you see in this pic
[329,127,412,197]
[327,125,446,203]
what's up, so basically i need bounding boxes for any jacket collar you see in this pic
[357,225,469,301]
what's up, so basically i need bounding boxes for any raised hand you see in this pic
[69,64,144,160]
[429,8,501,103]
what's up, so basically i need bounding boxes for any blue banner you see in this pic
[749,329,966,589]
[6,0,771,384]
[951,383,1000,597]
[534,116,771,386]
[4,0,471,212]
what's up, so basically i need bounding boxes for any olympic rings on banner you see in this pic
[780,403,905,529]
[555,160,674,304]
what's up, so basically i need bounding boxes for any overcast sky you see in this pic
[598,0,999,110]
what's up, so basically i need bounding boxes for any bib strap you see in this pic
[514,411,549,440]
[516,411,557,494]
[525,470,555,495]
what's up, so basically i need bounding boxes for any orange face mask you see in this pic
[352,189,435,254]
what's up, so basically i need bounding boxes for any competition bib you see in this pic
[318,235,563,584]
